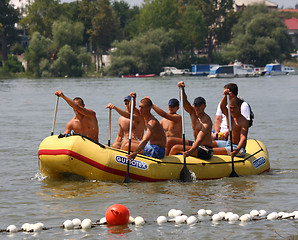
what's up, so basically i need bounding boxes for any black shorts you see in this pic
[188,140,194,146]
[197,145,213,160]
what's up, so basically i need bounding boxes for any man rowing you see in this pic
[168,81,213,160]
[54,90,99,142]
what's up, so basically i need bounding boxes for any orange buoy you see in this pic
[105,204,130,226]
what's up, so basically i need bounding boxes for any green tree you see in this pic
[135,0,181,33]
[113,0,140,40]
[52,20,84,51]
[109,28,179,75]
[0,0,20,66]
[180,6,207,57]
[223,4,293,66]
[20,0,63,38]
[191,0,234,62]
[50,44,83,77]
[25,31,52,77]
[80,0,120,73]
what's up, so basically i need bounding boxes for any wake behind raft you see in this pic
[38,134,270,182]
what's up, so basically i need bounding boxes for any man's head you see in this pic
[139,98,152,116]
[224,83,238,97]
[124,95,131,111]
[193,97,206,115]
[73,97,85,115]
[168,98,179,114]
[73,97,85,107]
[230,97,241,116]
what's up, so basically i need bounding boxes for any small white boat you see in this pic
[160,67,190,76]
[208,63,257,78]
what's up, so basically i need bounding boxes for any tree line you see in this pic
[0,0,296,77]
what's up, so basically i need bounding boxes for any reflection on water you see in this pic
[39,180,117,199]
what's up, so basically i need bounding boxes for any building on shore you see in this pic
[234,0,278,12]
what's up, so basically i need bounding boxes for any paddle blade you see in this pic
[229,169,239,177]
[180,165,192,182]
[123,175,131,183]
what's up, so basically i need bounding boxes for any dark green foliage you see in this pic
[4,55,24,73]
[223,4,293,66]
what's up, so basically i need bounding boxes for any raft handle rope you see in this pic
[58,133,106,149]
[56,135,264,166]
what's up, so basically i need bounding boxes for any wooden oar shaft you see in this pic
[51,96,59,136]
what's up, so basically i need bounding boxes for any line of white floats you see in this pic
[5,209,298,233]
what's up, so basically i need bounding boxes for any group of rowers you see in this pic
[54,81,250,161]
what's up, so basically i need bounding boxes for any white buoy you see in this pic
[218,212,226,219]
[228,214,239,222]
[282,213,291,219]
[259,210,267,217]
[63,220,74,229]
[81,219,92,229]
[206,210,213,215]
[186,216,197,225]
[168,209,177,217]
[99,217,107,225]
[31,223,43,232]
[278,212,285,217]
[175,215,186,224]
[267,212,278,220]
[173,210,183,217]
[225,212,234,221]
[6,225,17,233]
[250,210,259,218]
[197,209,207,216]
[134,216,145,226]
[128,216,135,224]
[72,218,81,227]
[21,223,30,231]
[156,216,167,224]
[212,214,222,222]
[239,214,252,222]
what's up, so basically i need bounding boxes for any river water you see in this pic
[0,75,297,239]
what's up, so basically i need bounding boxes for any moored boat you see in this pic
[160,67,190,76]
[264,63,297,75]
[38,134,270,182]
[208,64,257,78]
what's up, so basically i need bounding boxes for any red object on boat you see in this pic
[121,74,156,78]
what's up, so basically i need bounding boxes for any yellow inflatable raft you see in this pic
[38,134,270,182]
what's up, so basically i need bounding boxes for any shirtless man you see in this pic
[127,97,166,160]
[212,83,250,140]
[106,93,145,151]
[150,98,182,155]
[111,95,144,149]
[168,81,213,160]
[213,90,249,158]
[54,90,99,142]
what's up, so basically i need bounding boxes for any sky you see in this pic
[124,0,297,8]
[10,0,298,9]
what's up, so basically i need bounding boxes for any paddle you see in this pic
[123,96,134,183]
[179,87,192,182]
[51,96,59,136]
[108,108,112,146]
[227,94,239,177]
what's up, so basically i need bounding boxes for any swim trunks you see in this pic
[197,145,213,160]
[215,140,246,157]
[143,143,165,159]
